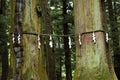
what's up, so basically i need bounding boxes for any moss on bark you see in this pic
[9,0,17,79]
[73,0,117,80]
[21,0,48,80]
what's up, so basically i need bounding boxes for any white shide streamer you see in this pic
[49,35,53,48]
[92,32,96,44]
[12,33,15,44]
[106,33,109,43]
[68,36,72,48]
[38,35,41,49]
[18,33,21,44]
[79,33,82,45]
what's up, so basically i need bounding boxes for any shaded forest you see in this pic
[0,0,120,80]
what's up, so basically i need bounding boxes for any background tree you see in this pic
[49,0,74,80]
[62,0,72,80]
[41,0,56,80]
[9,0,17,79]
[49,3,64,79]
[0,0,9,79]
[73,0,117,80]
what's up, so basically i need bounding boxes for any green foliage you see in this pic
[0,14,10,49]
[49,0,75,79]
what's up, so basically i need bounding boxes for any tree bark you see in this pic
[62,0,72,80]
[12,0,24,79]
[73,0,117,80]
[107,0,120,79]
[21,0,48,80]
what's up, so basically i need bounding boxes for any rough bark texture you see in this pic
[22,0,48,80]
[107,0,120,79]
[41,0,56,80]
[12,0,24,79]
[73,0,117,80]
[62,0,72,80]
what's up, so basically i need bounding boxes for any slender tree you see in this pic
[56,53,62,80]
[73,0,117,80]
[49,0,63,79]
[0,0,9,80]
[9,0,17,79]
[41,0,56,80]
[62,0,72,80]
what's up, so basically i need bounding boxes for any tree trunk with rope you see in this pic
[21,0,48,80]
[73,0,117,80]
[11,0,48,80]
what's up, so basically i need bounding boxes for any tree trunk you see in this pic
[0,0,8,80]
[12,0,24,79]
[9,0,17,79]
[56,37,62,80]
[0,20,8,80]
[73,0,117,80]
[21,0,48,80]
[0,0,6,14]
[41,0,56,80]
[1,45,8,80]
[62,0,72,80]
[107,0,120,79]
[56,56,62,80]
